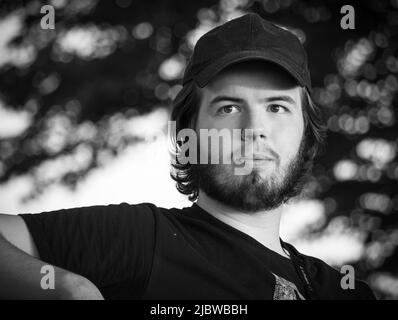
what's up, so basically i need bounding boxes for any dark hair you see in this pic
[170,82,327,202]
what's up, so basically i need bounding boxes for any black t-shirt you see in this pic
[19,202,375,300]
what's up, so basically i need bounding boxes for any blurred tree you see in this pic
[0,0,397,299]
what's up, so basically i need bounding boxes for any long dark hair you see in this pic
[170,82,327,202]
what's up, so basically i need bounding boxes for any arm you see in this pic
[0,214,104,300]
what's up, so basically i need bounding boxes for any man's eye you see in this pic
[217,105,241,115]
[268,104,288,113]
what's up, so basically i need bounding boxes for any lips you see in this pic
[232,153,275,165]
[241,153,275,161]
[252,153,275,160]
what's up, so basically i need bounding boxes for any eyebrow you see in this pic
[209,95,297,106]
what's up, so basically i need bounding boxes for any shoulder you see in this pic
[284,242,376,300]
[110,202,191,230]
[18,202,172,235]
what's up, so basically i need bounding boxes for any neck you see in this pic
[196,190,289,259]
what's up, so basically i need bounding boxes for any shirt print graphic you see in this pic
[272,273,306,300]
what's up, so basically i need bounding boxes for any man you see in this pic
[0,13,375,300]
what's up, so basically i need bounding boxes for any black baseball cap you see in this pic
[179,13,311,92]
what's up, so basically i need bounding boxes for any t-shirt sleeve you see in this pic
[19,202,156,299]
[355,279,377,300]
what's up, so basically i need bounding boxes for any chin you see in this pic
[252,166,276,178]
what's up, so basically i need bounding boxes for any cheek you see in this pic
[196,114,238,157]
[274,118,304,160]
[197,130,236,162]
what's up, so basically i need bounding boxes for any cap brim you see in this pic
[172,80,194,107]
[193,50,309,89]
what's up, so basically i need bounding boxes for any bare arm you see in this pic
[0,214,39,258]
[0,214,104,300]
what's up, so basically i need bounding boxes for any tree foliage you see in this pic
[0,0,397,299]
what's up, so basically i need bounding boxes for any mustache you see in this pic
[232,148,280,163]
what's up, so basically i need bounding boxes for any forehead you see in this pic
[199,61,301,103]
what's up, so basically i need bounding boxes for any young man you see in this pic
[0,13,375,300]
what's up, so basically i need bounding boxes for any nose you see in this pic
[240,108,270,142]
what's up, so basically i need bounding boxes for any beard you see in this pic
[193,137,310,212]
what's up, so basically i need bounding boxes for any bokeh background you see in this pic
[0,0,397,299]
